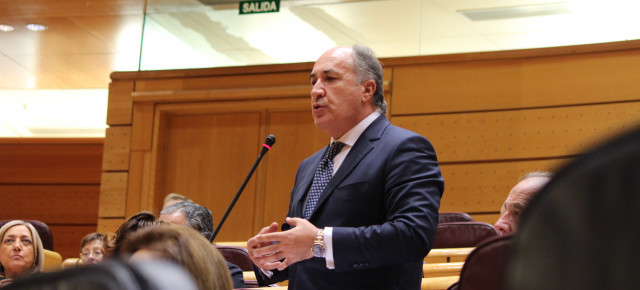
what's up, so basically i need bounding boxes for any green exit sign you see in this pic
[239,0,280,15]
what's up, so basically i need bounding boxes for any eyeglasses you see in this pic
[81,251,103,258]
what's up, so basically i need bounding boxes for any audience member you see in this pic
[247,44,444,289]
[494,171,552,235]
[0,220,44,287]
[160,201,245,288]
[79,232,104,265]
[163,193,193,209]
[103,211,162,258]
[120,224,233,290]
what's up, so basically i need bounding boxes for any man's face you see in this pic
[159,211,187,226]
[0,225,34,278]
[494,176,549,235]
[309,47,373,139]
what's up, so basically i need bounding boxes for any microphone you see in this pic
[211,135,276,242]
[260,134,276,156]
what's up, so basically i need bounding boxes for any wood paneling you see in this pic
[391,46,640,115]
[131,101,154,151]
[394,102,640,162]
[159,112,261,240]
[0,139,103,184]
[135,71,312,93]
[49,225,98,260]
[103,40,640,242]
[0,185,99,223]
[98,172,128,217]
[0,139,103,260]
[97,217,124,235]
[107,81,135,125]
[102,126,131,171]
[438,158,571,214]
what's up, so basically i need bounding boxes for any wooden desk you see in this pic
[425,247,474,263]
[421,276,459,290]
[423,262,464,278]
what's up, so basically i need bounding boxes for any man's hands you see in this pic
[247,217,319,271]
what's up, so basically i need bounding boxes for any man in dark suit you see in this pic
[247,44,444,290]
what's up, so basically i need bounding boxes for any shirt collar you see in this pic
[331,111,381,147]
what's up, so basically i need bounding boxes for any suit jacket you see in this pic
[226,261,245,289]
[264,115,444,290]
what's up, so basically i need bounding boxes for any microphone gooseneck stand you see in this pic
[210,135,276,242]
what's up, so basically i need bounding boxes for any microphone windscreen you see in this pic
[265,134,276,147]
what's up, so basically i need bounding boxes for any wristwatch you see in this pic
[311,228,325,258]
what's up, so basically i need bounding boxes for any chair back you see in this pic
[0,220,54,251]
[439,212,474,223]
[433,222,497,249]
[449,234,512,290]
[215,245,253,271]
[62,258,83,269]
[42,249,63,272]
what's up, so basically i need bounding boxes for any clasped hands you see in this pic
[248,217,318,271]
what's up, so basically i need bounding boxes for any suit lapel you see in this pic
[310,116,390,218]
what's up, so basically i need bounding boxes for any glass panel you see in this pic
[139,0,640,71]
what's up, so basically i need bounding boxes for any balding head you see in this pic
[494,172,552,235]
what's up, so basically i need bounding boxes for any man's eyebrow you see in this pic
[309,69,337,80]
[512,203,526,210]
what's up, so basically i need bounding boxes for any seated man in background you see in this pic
[160,201,245,288]
[79,232,104,265]
[494,171,552,235]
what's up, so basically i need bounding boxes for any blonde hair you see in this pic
[0,220,45,277]
[120,224,232,290]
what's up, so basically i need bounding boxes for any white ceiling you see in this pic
[1,0,638,137]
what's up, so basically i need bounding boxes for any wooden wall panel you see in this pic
[395,102,640,162]
[102,126,131,171]
[49,225,98,261]
[125,151,150,216]
[131,102,154,151]
[0,140,103,184]
[135,71,312,92]
[0,139,103,260]
[107,80,134,125]
[0,185,99,223]
[97,218,124,235]
[391,49,640,115]
[98,172,128,217]
[158,112,262,241]
[438,158,571,213]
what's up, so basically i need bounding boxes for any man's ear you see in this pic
[361,79,376,103]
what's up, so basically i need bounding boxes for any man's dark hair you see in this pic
[161,201,214,240]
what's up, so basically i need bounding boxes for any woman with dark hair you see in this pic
[102,211,162,258]
[0,220,44,287]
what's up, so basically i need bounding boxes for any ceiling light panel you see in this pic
[459,3,571,21]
